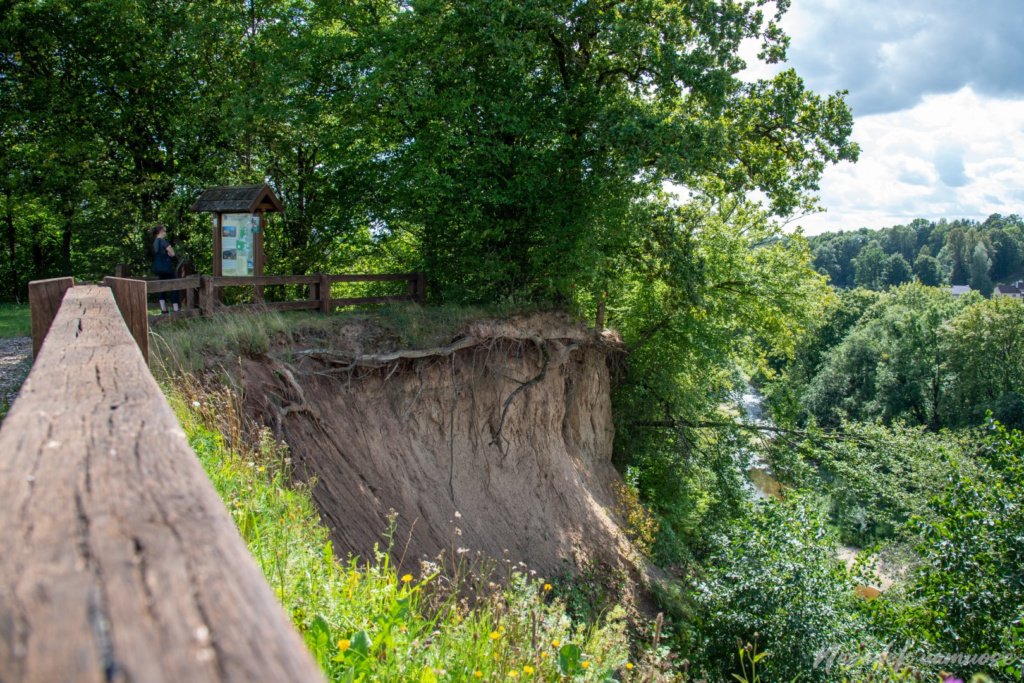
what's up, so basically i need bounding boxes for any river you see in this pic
[734,383,783,500]
[732,382,894,594]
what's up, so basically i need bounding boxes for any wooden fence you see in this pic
[147,272,426,324]
[0,283,325,682]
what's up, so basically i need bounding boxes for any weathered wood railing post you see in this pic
[28,276,75,359]
[102,276,149,364]
[416,271,426,304]
[319,273,331,314]
[199,274,216,316]
[0,285,325,683]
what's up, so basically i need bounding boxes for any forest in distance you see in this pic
[2,0,1023,681]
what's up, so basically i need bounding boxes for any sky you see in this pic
[749,0,1024,234]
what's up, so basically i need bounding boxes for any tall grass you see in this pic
[167,380,641,681]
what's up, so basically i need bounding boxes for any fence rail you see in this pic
[1,283,325,682]
[143,271,425,324]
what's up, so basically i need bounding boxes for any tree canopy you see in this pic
[1,0,856,307]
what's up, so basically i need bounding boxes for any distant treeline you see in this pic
[808,213,1024,295]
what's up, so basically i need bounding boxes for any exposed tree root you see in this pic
[491,337,547,454]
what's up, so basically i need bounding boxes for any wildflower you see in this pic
[540,652,548,659]
[401,574,413,583]
[337,639,350,652]
[551,640,560,648]
[508,672,519,679]
[473,672,483,678]
[625,662,634,670]
[490,631,501,640]
[581,661,590,670]
[523,665,534,675]
[543,583,552,592]
[257,465,265,472]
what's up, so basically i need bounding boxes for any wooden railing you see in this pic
[146,272,426,324]
[0,282,325,682]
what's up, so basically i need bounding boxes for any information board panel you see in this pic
[220,213,259,276]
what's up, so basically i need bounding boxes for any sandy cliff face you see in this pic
[239,314,636,581]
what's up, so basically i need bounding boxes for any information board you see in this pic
[220,213,259,276]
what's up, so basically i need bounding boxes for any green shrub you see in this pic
[691,494,866,682]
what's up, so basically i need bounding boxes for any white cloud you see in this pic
[781,0,1024,115]
[791,87,1024,234]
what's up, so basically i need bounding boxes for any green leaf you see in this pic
[305,615,332,668]
[558,643,582,676]
[350,629,372,658]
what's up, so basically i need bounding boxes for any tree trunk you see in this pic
[3,185,18,300]
[31,220,44,279]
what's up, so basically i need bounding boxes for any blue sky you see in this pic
[748,0,1024,234]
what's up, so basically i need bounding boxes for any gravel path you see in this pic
[0,336,32,410]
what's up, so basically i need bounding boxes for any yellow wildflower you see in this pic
[337,639,350,652]
[581,661,590,670]
[401,574,413,583]
[473,672,483,678]
[508,672,519,679]
[543,583,552,591]
[523,665,534,675]
[551,640,560,648]
[625,662,634,670]
[489,631,501,640]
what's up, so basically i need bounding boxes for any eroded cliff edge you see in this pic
[238,312,640,585]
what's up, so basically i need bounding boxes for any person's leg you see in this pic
[158,274,171,313]
[170,286,180,312]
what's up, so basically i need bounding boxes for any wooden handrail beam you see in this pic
[28,276,75,358]
[0,285,324,683]
[211,275,319,287]
[327,273,416,283]
[145,275,202,294]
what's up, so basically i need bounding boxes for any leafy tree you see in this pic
[362,0,857,303]
[989,229,1023,281]
[907,423,1024,677]
[913,253,943,286]
[970,241,994,296]
[790,423,970,546]
[802,285,972,428]
[853,241,886,289]
[692,494,864,682]
[882,253,912,288]
[612,198,832,554]
[762,287,880,424]
[942,297,1024,428]
[948,227,971,286]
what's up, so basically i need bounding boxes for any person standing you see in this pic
[151,224,179,313]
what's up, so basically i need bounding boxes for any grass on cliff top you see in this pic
[150,302,552,375]
[0,303,30,338]
[166,380,640,681]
